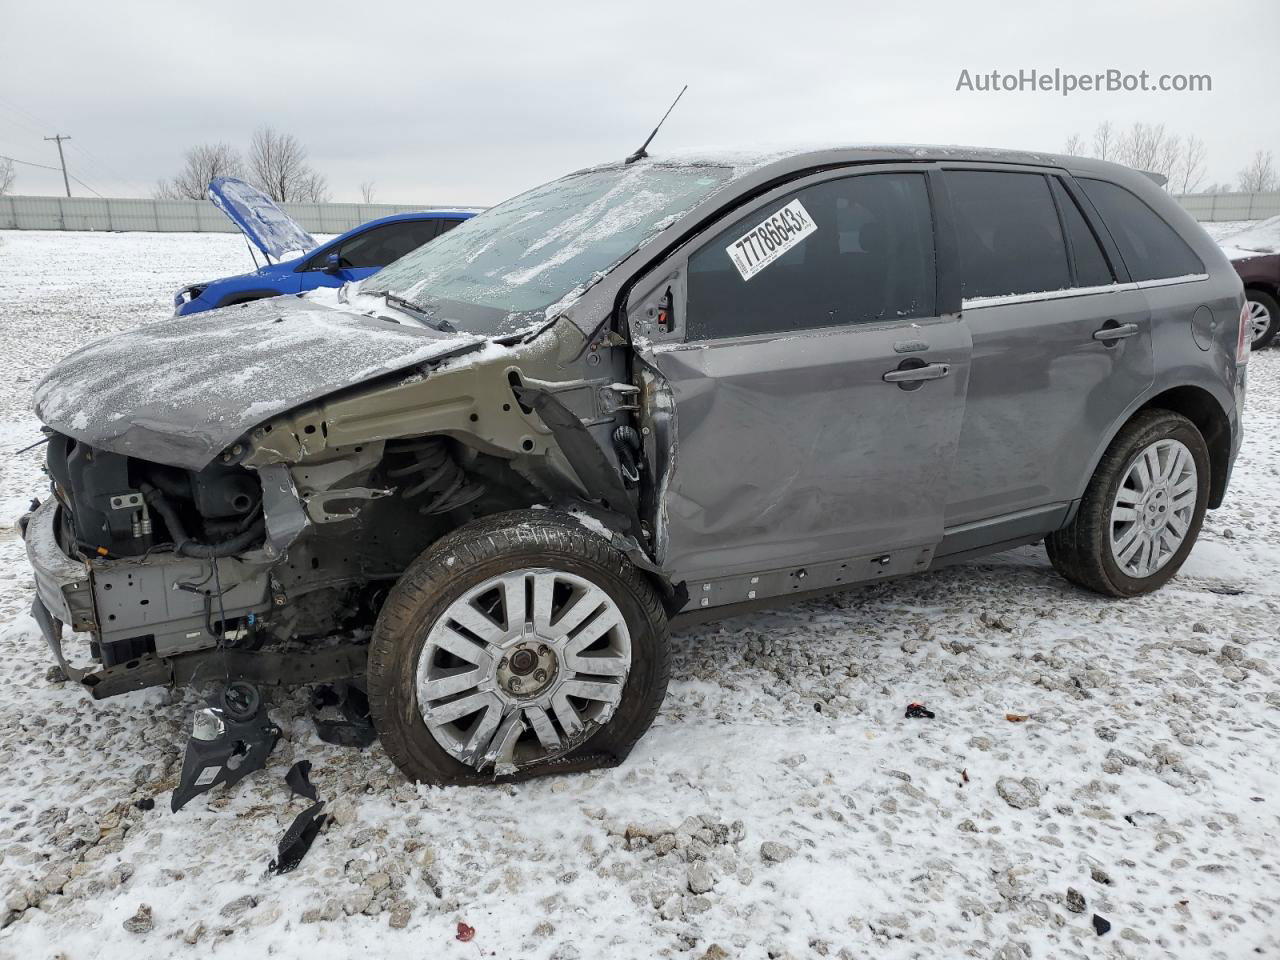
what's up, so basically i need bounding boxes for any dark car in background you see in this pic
[1218,216,1280,349]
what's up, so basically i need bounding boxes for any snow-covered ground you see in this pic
[0,229,1277,960]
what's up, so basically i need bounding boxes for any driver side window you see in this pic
[686,173,936,341]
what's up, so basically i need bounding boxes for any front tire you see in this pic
[1047,410,1209,597]
[367,511,670,785]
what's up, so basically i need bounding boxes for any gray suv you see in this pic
[22,145,1248,787]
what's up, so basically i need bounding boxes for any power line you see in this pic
[0,95,142,195]
[0,153,63,171]
[0,153,106,197]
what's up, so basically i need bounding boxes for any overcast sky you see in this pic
[2,0,1277,205]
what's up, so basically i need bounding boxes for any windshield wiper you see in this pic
[383,292,455,333]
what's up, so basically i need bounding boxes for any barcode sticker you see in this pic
[725,199,817,281]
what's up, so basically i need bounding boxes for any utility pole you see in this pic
[44,134,72,197]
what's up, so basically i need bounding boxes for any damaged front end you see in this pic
[22,304,652,703]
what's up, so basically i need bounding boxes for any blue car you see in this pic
[174,177,476,315]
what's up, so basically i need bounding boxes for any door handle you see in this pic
[883,362,951,383]
[1093,322,1140,343]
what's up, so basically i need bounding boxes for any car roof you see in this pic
[577,143,1140,182]
[354,209,481,229]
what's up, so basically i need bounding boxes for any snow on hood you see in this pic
[1218,215,1280,261]
[33,297,485,470]
[208,177,318,262]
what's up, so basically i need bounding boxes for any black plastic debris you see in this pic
[1092,914,1111,936]
[904,702,936,719]
[269,801,327,875]
[171,684,280,812]
[286,760,319,803]
[133,797,155,811]
[310,682,377,748]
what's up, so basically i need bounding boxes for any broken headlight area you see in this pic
[34,430,532,680]
[46,431,263,561]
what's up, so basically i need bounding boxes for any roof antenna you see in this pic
[625,85,688,165]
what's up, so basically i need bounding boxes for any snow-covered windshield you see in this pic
[361,163,735,331]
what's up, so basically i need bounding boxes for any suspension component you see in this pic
[386,438,485,515]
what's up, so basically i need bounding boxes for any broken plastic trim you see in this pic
[270,801,327,875]
[171,687,280,812]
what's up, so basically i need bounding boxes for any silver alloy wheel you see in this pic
[416,567,631,772]
[1109,438,1198,579]
[1249,299,1272,344]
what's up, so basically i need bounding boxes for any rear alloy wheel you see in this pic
[1247,290,1279,350]
[1107,438,1197,579]
[1046,410,1209,597]
[368,511,669,784]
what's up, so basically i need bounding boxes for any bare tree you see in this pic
[1111,122,1184,187]
[247,127,330,203]
[0,157,14,197]
[300,170,331,203]
[1092,121,1115,162]
[360,180,377,203]
[1063,133,1085,157]
[1175,135,1208,195]
[153,143,244,200]
[1238,150,1277,193]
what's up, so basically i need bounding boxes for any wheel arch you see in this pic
[1244,280,1279,301]
[1136,385,1232,509]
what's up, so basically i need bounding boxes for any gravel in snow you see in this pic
[0,229,1277,959]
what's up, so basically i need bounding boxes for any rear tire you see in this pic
[1047,410,1209,597]
[1247,290,1279,350]
[367,510,670,785]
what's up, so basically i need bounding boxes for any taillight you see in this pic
[1237,301,1251,365]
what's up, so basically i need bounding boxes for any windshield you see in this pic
[361,163,735,333]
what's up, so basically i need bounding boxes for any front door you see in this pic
[631,169,972,594]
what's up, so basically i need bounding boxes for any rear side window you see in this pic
[946,171,1070,299]
[686,172,935,341]
[1077,178,1204,281]
[1051,179,1115,287]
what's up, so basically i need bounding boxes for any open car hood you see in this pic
[208,177,318,261]
[33,297,485,470]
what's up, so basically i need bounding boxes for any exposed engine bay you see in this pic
[37,428,549,681]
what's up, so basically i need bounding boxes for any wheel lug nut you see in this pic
[510,677,522,691]
[538,645,549,656]
[534,669,547,682]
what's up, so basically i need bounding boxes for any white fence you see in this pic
[0,195,474,234]
[2,190,1277,233]
[1172,191,1280,222]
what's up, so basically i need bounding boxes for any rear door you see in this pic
[938,166,1154,537]
[630,166,972,599]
